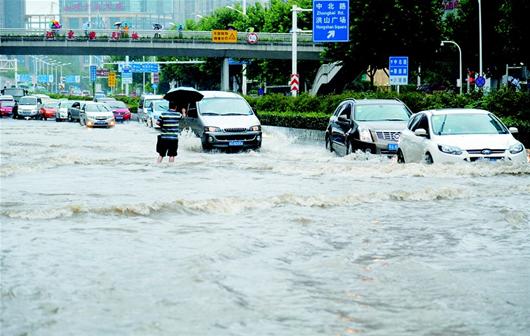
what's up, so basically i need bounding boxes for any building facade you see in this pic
[0,0,26,28]
[57,0,269,30]
[59,0,174,29]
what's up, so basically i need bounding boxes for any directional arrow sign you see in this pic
[313,0,349,43]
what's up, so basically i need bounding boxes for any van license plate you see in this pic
[229,141,244,146]
[388,143,398,151]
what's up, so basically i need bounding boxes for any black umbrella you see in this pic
[113,21,122,27]
[153,23,163,30]
[163,87,203,104]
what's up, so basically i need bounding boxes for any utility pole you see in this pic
[241,0,247,95]
[478,0,483,76]
[291,5,312,97]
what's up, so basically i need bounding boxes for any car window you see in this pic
[0,101,15,107]
[407,113,422,130]
[412,114,430,137]
[108,101,127,109]
[431,113,509,135]
[333,102,345,117]
[19,97,37,105]
[152,100,169,112]
[354,104,411,121]
[198,98,252,116]
[339,103,352,119]
[85,104,110,112]
[44,102,60,109]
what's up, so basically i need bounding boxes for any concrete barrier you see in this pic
[263,125,325,143]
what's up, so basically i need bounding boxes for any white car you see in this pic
[79,102,116,128]
[55,100,70,121]
[146,99,169,128]
[398,109,527,164]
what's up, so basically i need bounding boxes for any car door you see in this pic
[330,102,353,155]
[184,102,201,136]
[79,103,87,124]
[408,113,431,162]
[69,102,79,120]
[400,113,421,161]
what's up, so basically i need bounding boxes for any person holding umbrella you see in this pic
[156,100,182,163]
[156,87,203,162]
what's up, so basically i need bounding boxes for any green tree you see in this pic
[160,0,320,91]
[324,0,442,89]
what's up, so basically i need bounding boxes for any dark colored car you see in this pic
[325,99,413,156]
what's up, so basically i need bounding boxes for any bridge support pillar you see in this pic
[221,58,229,91]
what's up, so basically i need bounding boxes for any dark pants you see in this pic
[156,135,178,157]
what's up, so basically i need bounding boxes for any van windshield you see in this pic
[198,98,252,116]
[19,97,37,105]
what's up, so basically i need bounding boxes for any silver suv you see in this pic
[325,99,412,156]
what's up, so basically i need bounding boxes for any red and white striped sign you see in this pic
[290,73,299,92]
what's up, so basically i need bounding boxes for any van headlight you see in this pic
[359,128,372,142]
[438,144,463,155]
[204,126,221,132]
[249,125,261,131]
[508,143,524,154]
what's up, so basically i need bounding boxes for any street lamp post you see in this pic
[478,0,483,76]
[291,5,312,97]
[441,40,463,95]
[226,2,248,95]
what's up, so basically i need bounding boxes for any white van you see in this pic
[15,95,41,119]
[138,94,163,125]
[181,91,262,150]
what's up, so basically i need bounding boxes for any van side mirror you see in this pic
[509,127,519,134]
[414,128,428,137]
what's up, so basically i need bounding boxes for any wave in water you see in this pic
[3,185,529,220]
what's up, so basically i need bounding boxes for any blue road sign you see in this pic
[475,76,486,88]
[128,62,159,73]
[143,63,159,73]
[130,63,143,73]
[389,56,409,85]
[312,0,349,43]
[65,75,76,83]
[152,83,158,89]
[37,75,49,83]
[17,74,31,82]
[89,65,97,82]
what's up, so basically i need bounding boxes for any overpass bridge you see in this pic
[0,29,325,60]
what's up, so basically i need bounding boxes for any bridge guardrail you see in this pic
[0,28,317,46]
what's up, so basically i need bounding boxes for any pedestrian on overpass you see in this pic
[156,101,181,163]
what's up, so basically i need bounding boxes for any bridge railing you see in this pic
[0,28,316,45]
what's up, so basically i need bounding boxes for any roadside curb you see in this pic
[262,125,325,142]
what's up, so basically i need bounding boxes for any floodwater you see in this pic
[1,119,529,336]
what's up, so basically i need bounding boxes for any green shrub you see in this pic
[257,111,329,130]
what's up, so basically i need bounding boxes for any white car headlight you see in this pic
[249,125,261,132]
[508,143,524,154]
[438,144,463,155]
[359,128,372,142]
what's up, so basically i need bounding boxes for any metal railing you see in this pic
[0,28,317,45]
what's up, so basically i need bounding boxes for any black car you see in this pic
[325,99,413,156]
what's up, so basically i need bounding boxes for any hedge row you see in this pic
[246,90,530,122]
[247,90,530,146]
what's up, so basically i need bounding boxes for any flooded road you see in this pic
[1,119,530,336]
